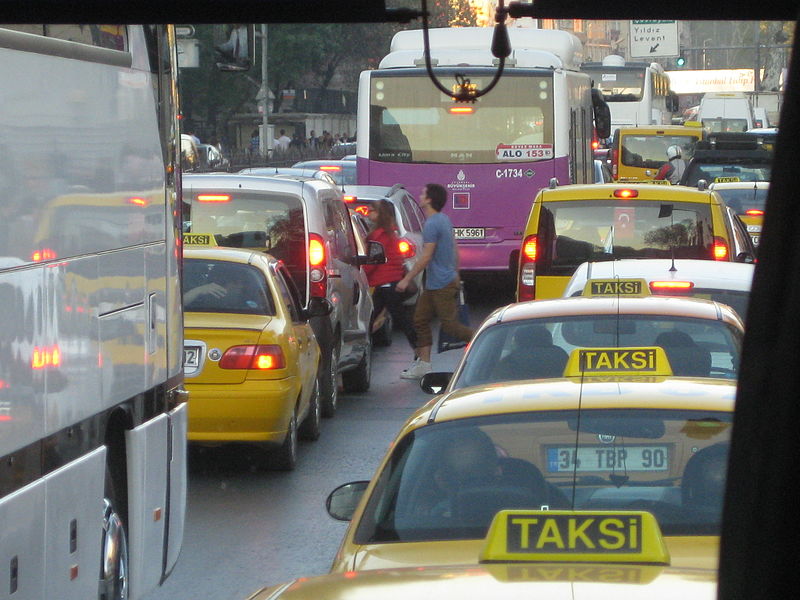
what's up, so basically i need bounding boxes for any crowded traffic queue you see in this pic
[323,340,734,573]
[182,235,332,470]
[515,182,755,301]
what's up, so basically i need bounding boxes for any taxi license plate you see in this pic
[183,346,201,369]
[454,227,485,239]
[547,445,669,472]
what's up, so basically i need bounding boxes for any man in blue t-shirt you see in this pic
[396,183,475,379]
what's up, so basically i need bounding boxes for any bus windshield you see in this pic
[582,66,645,101]
[369,71,554,164]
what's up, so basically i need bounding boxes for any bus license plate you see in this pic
[455,227,485,239]
[184,346,200,369]
[547,445,669,472]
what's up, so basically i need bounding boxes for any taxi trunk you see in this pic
[185,313,273,385]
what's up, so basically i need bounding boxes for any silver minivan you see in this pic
[182,173,384,418]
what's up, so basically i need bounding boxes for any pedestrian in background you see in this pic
[363,199,418,353]
[396,183,474,379]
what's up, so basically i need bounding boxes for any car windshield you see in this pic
[452,315,742,388]
[620,134,699,168]
[183,258,275,315]
[354,408,732,544]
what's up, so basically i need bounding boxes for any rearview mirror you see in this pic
[592,88,612,140]
[420,371,453,395]
[306,297,333,319]
[360,240,386,265]
[213,24,254,72]
[326,481,369,521]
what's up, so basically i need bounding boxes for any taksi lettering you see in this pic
[507,514,642,553]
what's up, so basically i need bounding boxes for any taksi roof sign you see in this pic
[630,21,678,59]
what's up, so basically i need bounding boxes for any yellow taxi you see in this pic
[708,181,768,250]
[183,234,331,470]
[442,279,744,392]
[324,346,734,573]
[516,183,755,301]
[610,125,703,182]
[248,509,716,600]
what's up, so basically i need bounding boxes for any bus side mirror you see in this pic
[213,24,254,72]
[592,88,612,140]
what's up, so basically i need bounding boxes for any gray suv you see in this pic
[183,173,384,417]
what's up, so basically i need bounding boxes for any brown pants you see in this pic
[413,278,474,349]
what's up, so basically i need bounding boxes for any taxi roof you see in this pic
[183,245,276,266]
[248,563,716,600]
[615,125,704,135]
[414,378,736,426]
[709,180,770,191]
[563,260,754,297]
[487,295,742,331]
[537,182,718,203]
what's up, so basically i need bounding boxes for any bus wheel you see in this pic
[99,495,129,600]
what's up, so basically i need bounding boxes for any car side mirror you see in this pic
[359,240,386,266]
[420,371,452,395]
[736,251,756,264]
[213,24,255,72]
[326,481,369,521]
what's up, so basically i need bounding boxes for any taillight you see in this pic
[712,236,729,260]
[196,194,231,203]
[398,238,416,258]
[745,209,764,216]
[31,248,57,262]
[611,147,619,180]
[613,189,638,199]
[650,281,694,293]
[518,234,538,301]
[448,106,475,114]
[219,345,285,370]
[308,233,327,298]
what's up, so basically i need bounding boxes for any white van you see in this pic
[699,92,755,133]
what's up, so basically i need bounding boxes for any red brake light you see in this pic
[398,238,415,257]
[650,281,695,293]
[196,194,231,203]
[31,248,58,262]
[127,196,148,206]
[448,106,474,114]
[713,236,729,260]
[354,205,370,216]
[591,139,600,150]
[308,233,327,298]
[745,209,764,216]
[343,195,357,203]
[613,189,638,199]
[522,236,538,261]
[309,236,325,266]
[320,165,342,172]
[518,234,538,301]
[219,345,285,370]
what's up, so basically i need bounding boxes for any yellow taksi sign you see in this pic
[583,278,650,297]
[563,347,673,377]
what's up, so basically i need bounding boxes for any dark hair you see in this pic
[374,199,398,234]
[425,183,447,212]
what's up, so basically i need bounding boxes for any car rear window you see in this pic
[620,134,699,169]
[535,200,715,276]
[185,190,308,302]
[183,259,275,315]
[713,188,769,214]
[683,163,772,186]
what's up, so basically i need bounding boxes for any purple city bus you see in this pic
[356,27,608,279]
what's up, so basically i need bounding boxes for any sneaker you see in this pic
[400,359,431,379]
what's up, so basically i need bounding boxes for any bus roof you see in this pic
[381,27,584,70]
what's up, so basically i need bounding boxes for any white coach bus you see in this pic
[0,25,187,600]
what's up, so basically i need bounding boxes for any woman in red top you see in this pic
[364,200,417,351]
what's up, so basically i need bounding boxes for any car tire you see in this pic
[372,311,393,347]
[270,412,298,471]
[321,339,339,418]
[298,377,322,441]
[100,469,129,600]
[342,341,371,393]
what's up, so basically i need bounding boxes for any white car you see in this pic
[563,258,754,322]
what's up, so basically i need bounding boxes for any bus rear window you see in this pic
[536,200,714,276]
